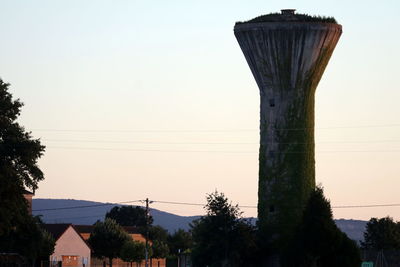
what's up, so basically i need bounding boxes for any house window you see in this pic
[62,255,78,266]
[269,205,275,213]
[269,98,275,107]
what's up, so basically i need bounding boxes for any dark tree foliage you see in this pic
[191,191,258,267]
[0,79,45,236]
[105,205,153,227]
[361,217,400,250]
[147,225,169,259]
[283,186,361,267]
[167,229,193,256]
[120,240,146,267]
[38,229,56,260]
[0,215,55,264]
[236,13,337,24]
[0,79,50,263]
[148,225,168,243]
[151,240,169,259]
[88,218,132,267]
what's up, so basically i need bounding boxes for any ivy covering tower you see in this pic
[234,9,342,249]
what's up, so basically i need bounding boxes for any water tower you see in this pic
[234,9,342,250]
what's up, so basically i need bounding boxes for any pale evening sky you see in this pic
[1,0,399,220]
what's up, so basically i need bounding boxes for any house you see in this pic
[74,225,145,243]
[43,224,91,267]
[75,225,166,267]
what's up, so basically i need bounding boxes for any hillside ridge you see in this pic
[32,198,366,242]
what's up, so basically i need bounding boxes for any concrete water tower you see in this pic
[234,9,342,250]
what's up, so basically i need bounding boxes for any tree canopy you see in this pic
[0,78,50,264]
[88,218,132,267]
[120,240,146,267]
[0,79,45,236]
[191,191,257,267]
[167,229,193,256]
[146,225,169,259]
[361,217,400,250]
[105,205,153,227]
[283,186,361,267]
[0,215,55,264]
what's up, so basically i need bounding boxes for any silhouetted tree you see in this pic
[106,205,153,227]
[361,217,400,250]
[148,225,168,243]
[0,215,55,265]
[120,240,146,267]
[147,225,169,259]
[0,78,45,236]
[0,78,49,265]
[88,218,132,267]
[167,229,193,256]
[283,186,361,267]
[191,191,258,267]
[151,240,169,259]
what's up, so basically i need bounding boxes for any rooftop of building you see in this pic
[74,224,141,235]
[235,9,337,25]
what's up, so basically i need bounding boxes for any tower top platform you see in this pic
[235,10,337,25]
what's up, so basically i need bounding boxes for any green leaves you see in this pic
[0,78,45,238]
[88,218,132,261]
[120,240,146,264]
[167,229,192,256]
[105,205,153,227]
[284,186,361,267]
[362,217,400,250]
[0,214,55,262]
[191,191,257,267]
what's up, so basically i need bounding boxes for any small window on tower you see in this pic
[269,205,275,213]
[269,98,275,107]
[269,150,275,158]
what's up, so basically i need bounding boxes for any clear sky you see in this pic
[1,0,400,220]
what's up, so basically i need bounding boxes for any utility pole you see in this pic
[177,249,181,267]
[145,198,150,267]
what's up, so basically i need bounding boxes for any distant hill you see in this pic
[335,219,367,243]
[33,199,199,232]
[32,199,366,242]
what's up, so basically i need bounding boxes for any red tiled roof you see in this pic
[74,225,94,234]
[122,226,141,234]
[74,224,141,234]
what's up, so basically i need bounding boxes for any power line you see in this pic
[45,146,400,153]
[33,199,400,222]
[332,203,400,209]
[46,146,256,153]
[277,124,400,131]
[151,200,400,209]
[42,138,400,145]
[152,200,204,206]
[31,129,255,133]
[32,200,143,212]
[43,139,258,145]
[30,123,400,133]
[45,214,105,221]
[33,199,400,213]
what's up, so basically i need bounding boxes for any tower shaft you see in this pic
[235,20,342,245]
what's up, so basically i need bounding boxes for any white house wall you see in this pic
[50,226,91,267]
